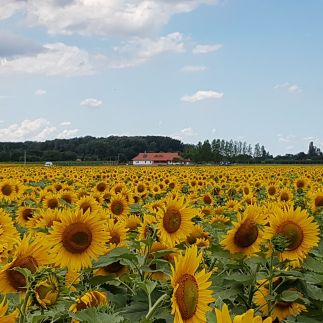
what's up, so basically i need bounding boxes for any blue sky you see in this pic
[0,0,322,156]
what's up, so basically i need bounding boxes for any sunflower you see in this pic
[60,191,77,205]
[0,209,20,263]
[186,225,210,245]
[254,278,306,321]
[122,214,141,231]
[94,181,108,193]
[221,205,266,256]
[200,193,214,206]
[76,195,100,214]
[16,206,37,228]
[135,182,148,197]
[34,273,60,308]
[138,214,157,241]
[106,218,128,249]
[43,193,60,209]
[215,303,272,323]
[69,291,107,313]
[109,194,129,218]
[0,234,51,293]
[263,206,320,267]
[0,180,18,201]
[308,190,323,212]
[33,209,62,229]
[157,195,196,248]
[209,214,230,224]
[279,188,293,203]
[48,209,108,271]
[171,245,214,323]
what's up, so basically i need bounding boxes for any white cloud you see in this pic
[80,98,103,109]
[181,90,224,103]
[60,121,72,126]
[35,89,46,96]
[0,43,97,76]
[172,127,197,141]
[274,82,302,94]
[0,118,80,141]
[18,0,216,36]
[0,1,25,20]
[181,65,207,72]
[33,126,57,141]
[110,32,186,68]
[57,128,79,139]
[192,43,223,54]
[0,118,52,142]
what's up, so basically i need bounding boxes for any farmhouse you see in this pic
[132,152,189,166]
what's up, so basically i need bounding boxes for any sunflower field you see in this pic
[1,165,323,323]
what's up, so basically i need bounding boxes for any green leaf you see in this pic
[280,290,302,302]
[307,285,323,301]
[303,256,323,273]
[70,308,124,323]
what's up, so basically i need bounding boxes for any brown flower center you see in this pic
[268,186,276,196]
[109,232,121,245]
[203,195,212,204]
[314,196,323,208]
[96,182,107,192]
[47,198,59,209]
[234,219,258,248]
[7,256,38,291]
[110,200,124,216]
[175,274,199,320]
[62,223,92,253]
[163,206,182,233]
[1,184,12,196]
[280,192,290,202]
[22,208,34,221]
[277,221,304,251]
[80,201,91,213]
[244,187,250,195]
[137,184,145,193]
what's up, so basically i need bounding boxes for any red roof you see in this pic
[132,152,182,162]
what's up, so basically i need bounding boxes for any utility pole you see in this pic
[24,150,26,165]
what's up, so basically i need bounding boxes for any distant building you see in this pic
[132,152,190,166]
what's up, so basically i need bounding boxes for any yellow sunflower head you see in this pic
[215,303,272,323]
[157,195,196,247]
[220,205,267,256]
[263,206,320,267]
[254,278,306,321]
[69,291,108,313]
[49,209,108,271]
[171,245,214,322]
[109,194,129,218]
[0,234,51,293]
[34,273,60,308]
[76,195,100,214]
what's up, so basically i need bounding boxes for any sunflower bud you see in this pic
[34,274,60,308]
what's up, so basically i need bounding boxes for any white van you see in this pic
[44,161,53,167]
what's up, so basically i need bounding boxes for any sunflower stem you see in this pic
[267,245,275,315]
[145,294,167,320]
[19,290,31,323]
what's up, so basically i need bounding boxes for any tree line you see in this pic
[0,136,320,164]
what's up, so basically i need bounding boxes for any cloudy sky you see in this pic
[0,0,322,155]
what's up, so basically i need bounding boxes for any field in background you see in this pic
[0,165,323,322]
